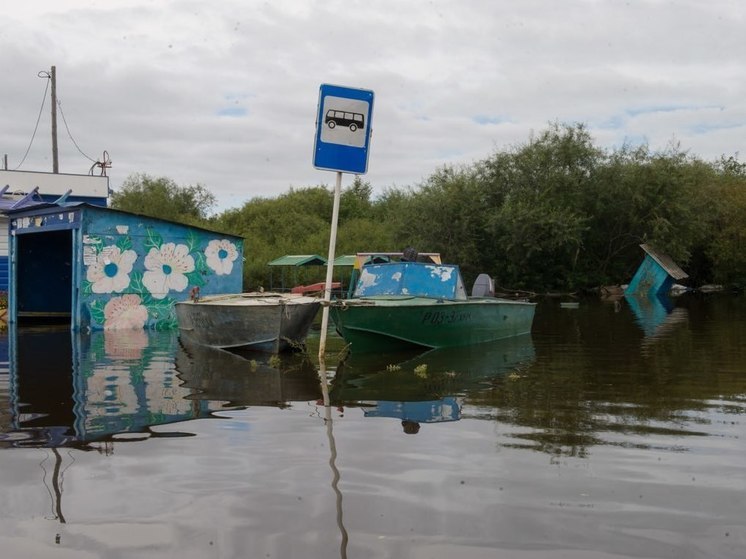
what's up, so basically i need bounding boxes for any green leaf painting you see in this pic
[130,270,146,296]
[116,235,133,253]
[144,227,163,252]
[82,279,93,297]
[155,315,178,331]
[89,299,106,326]
[185,270,206,287]
[186,230,200,253]
[193,250,208,275]
[146,296,176,321]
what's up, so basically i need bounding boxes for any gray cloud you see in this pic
[2,0,744,212]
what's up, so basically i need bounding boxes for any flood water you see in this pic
[0,293,744,558]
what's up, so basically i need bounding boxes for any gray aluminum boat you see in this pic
[175,292,321,353]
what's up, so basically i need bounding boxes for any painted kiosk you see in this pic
[6,203,243,330]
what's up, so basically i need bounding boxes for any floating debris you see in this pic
[414,364,428,378]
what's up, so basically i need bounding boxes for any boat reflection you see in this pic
[330,334,535,429]
[174,341,321,407]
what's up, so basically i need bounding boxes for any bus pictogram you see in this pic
[325,110,365,132]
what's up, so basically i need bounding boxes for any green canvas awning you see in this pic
[333,255,357,266]
[267,254,327,267]
[266,255,327,291]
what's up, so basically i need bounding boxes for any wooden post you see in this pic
[51,65,59,173]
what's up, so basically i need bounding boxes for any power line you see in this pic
[57,100,97,163]
[13,73,51,170]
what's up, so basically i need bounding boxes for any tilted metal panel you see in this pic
[353,262,466,300]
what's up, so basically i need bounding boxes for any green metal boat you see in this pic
[329,252,536,353]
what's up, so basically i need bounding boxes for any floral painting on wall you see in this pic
[81,224,242,330]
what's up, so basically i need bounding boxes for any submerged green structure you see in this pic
[625,244,689,298]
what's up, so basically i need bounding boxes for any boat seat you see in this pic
[471,273,495,297]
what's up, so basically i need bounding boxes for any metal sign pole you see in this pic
[313,84,373,382]
[318,170,343,366]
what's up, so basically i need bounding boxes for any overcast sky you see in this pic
[2,0,744,212]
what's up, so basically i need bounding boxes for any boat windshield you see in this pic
[352,262,467,300]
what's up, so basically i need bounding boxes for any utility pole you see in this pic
[50,65,59,173]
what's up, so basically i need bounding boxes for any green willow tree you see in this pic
[383,122,746,290]
[382,166,490,283]
[113,125,746,292]
[110,173,216,226]
[476,123,598,289]
[579,144,715,285]
[213,178,396,289]
[702,156,746,285]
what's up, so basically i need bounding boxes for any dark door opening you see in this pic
[16,229,73,324]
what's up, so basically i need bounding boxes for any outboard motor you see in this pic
[471,273,495,297]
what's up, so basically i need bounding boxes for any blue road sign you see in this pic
[313,84,374,174]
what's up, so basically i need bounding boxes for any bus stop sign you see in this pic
[313,84,374,174]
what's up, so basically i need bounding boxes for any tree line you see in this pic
[110,122,746,292]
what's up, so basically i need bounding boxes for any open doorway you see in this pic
[15,229,73,324]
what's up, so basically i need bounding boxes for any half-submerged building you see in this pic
[6,202,243,330]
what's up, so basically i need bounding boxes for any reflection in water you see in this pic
[176,341,321,407]
[323,399,348,559]
[1,295,743,458]
[6,328,203,447]
[316,344,349,559]
[476,295,746,457]
[4,329,325,448]
[1,326,327,532]
[41,447,69,524]
[0,295,743,558]
[624,292,688,339]
[330,335,536,431]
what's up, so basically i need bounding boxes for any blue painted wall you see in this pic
[78,206,243,330]
[9,204,243,330]
[625,254,675,298]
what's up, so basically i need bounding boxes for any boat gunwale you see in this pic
[332,295,536,307]
[176,293,320,306]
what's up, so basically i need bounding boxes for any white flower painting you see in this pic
[143,242,195,299]
[205,239,239,275]
[86,246,138,294]
[103,294,149,330]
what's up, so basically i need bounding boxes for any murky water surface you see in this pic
[0,294,744,558]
